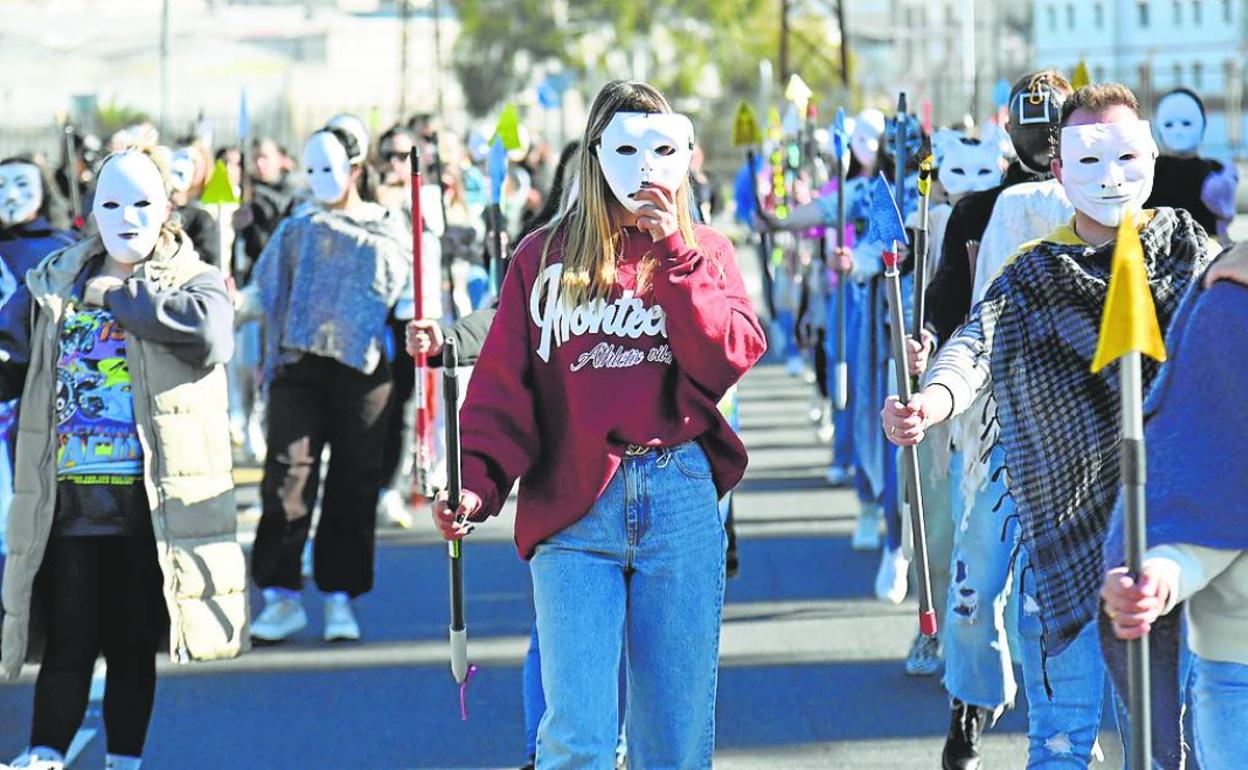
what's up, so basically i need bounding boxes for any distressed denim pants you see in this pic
[942,444,1019,712]
[529,442,726,770]
[1192,656,1248,770]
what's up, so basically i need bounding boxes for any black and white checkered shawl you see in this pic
[977,207,1213,654]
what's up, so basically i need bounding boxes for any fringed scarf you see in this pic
[982,207,1214,653]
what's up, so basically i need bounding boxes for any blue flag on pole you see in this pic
[487,136,507,205]
[865,173,909,246]
[831,108,849,165]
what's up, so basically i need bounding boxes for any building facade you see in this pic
[1033,0,1246,158]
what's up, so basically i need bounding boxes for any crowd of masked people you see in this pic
[757,72,1247,769]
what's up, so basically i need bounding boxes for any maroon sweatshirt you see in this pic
[459,223,767,559]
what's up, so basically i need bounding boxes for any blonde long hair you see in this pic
[539,80,698,308]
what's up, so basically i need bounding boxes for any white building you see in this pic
[846,0,1034,127]
[1032,0,1246,158]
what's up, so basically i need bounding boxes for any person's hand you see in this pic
[907,329,935,377]
[755,210,781,233]
[1205,242,1248,288]
[83,276,124,307]
[832,246,854,274]
[1100,562,1178,640]
[232,204,255,230]
[633,184,679,242]
[406,319,445,358]
[881,393,933,446]
[431,489,484,540]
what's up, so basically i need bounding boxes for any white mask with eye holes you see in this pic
[1059,120,1159,228]
[92,152,170,264]
[595,112,695,213]
[1155,91,1206,155]
[935,133,1005,197]
[303,131,354,204]
[0,162,44,228]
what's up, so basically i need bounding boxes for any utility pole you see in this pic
[433,0,445,120]
[399,0,410,118]
[160,0,171,137]
[837,0,851,90]
[780,0,790,86]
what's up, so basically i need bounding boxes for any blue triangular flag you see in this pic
[487,136,507,205]
[864,173,909,246]
[831,107,849,163]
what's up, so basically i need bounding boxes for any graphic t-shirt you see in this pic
[56,299,143,481]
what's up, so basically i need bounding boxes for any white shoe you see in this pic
[807,399,824,423]
[251,591,307,642]
[323,593,361,642]
[377,488,413,529]
[816,411,834,444]
[825,465,853,487]
[5,748,65,769]
[851,503,882,550]
[875,546,910,604]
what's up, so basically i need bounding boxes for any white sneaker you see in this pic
[377,488,413,529]
[875,546,910,604]
[851,503,882,550]
[807,399,824,423]
[816,410,834,444]
[5,748,65,769]
[323,593,360,642]
[251,591,307,642]
[785,355,803,377]
[825,465,853,487]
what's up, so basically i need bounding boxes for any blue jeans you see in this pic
[1018,552,1125,768]
[943,445,1019,712]
[1192,656,1248,770]
[529,442,726,769]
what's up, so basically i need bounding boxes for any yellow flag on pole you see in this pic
[1072,60,1092,90]
[1090,211,1167,373]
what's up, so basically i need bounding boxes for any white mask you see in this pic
[92,152,170,264]
[303,132,353,204]
[1155,91,1206,155]
[0,162,43,227]
[935,133,1005,196]
[1059,120,1158,228]
[850,109,886,167]
[168,148,197,194]
[595,112,694,213]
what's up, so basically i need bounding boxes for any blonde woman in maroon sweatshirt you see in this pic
[433,81,766,768]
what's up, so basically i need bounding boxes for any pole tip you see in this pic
[444,336,459,370]
[897,92,908,113]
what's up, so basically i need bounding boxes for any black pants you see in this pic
[30,529,166,757]
[252,354,393,597]
[380,319,417,493]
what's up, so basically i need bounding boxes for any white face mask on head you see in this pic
[850,109,886,167]
[0,163,43,227]
[92,152,170,264]
[595,112,695,214]
[1059,120,1158,228]
[303,132,353,204]
[168,148,197,194]
[936,135,1005,196]
[1155,92,1206,155]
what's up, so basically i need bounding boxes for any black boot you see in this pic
[942,699,987,770]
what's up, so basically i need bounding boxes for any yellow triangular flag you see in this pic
[199,159,239,205]
[493,103,523,151]
[1090,212,1167,373]
[784,73,813,115]
[733,101,762,147]
[1071,60,1092,90]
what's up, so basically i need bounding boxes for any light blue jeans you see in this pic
[1192,656,1248,770]
[1018,553,1127,768]
[529,442,726,770]
[943,445,1019,712]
